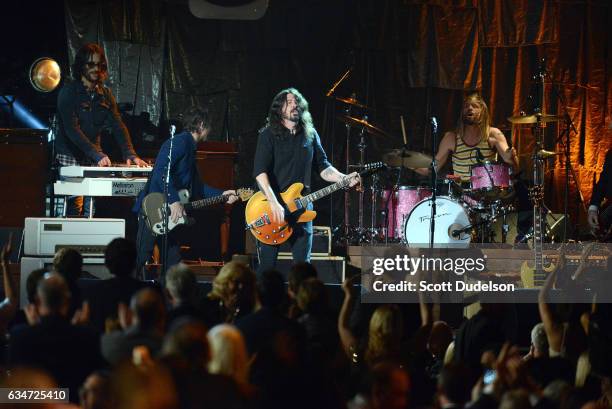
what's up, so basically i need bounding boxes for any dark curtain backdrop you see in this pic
[64,0,611,231]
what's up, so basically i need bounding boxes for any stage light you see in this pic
[0,97,46,129]
[188,0,268,20]
[29,57,61,93]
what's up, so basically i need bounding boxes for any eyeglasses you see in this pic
[85,61,107,70]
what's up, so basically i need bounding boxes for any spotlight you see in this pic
[29,57,61,93]
[0,97,46,129]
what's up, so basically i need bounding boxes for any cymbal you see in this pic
[335,96,368,109]
[382,149,432,169]
[336,115,388,137]
[507,114,562,124]
[519,149,560,159]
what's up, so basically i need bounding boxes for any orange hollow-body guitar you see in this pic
[245,162,384,245]
[245,183,315,245]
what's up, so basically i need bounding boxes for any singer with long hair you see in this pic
[252,88,361,274]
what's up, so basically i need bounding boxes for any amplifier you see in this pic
[24,217,125,257]
[280,225,331,256]
[20,256,111,308]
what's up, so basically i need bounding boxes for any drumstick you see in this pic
[400,115,407,146]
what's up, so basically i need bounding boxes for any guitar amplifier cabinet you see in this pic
[0,129,47,227]
[20,256,111,308]
[24,217,125,257]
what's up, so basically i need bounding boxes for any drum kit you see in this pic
[377,153,516,247]
[327,58,576,248]
[333,95,563,248]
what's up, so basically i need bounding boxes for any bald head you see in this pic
[37,273,71,317]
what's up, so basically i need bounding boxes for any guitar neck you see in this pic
[533,204,544,280]
[185,194,227,210]
[299,178,351,207]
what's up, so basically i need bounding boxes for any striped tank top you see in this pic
[451,132,496,180]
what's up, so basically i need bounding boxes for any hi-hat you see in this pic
[337,115,388,137]
[29,57,61,92]
[519,149,560,159]
[507,114,561,124]
[383,149,432,169]
[335,96,368,109]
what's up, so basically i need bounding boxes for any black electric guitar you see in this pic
[143,188,254,235]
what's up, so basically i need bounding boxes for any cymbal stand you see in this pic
[342,103,353,241]
[356,117,368,241]
[370,172,379,243]
[550,83,585,241]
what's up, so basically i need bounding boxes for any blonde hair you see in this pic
[456,93,491,143]
[208,324,250,384]
[210,261,255,302]
[365,304,403,366]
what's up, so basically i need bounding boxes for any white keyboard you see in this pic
[54,177,147,197]
[59,165,152,178]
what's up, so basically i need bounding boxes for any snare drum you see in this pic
[403,196,471,247]
[470,162,513,200]
[381,186,432,240]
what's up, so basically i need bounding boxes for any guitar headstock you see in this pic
[529,185,544,205]
[237,188,255,201]
[359,161,386,176]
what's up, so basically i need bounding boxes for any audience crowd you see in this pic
[0,236,611,409]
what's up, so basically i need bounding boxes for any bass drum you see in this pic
[403,196,471,247]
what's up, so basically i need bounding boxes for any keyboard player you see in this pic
[55,43,148,217]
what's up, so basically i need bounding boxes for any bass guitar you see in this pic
[245,162,384,245]
[143,188,254,235]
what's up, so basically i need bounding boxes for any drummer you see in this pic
[414,93,518,180]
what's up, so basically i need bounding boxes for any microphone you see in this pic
[430,117,438,135]
[475,147,485,163]
[451,226,471,238]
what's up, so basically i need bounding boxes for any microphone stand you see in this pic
[48,114,58,217]
[160,124,176,283]
[429,117,438,249]
[549,82,584,241]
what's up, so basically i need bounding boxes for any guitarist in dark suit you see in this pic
[253,88,360,274]
[133,106,238,278]
[588,149,612,240]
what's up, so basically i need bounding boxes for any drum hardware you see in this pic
[519,149,559,159]
[507,113,561,125]
[469,162,514,202]
[382,149,433,169]
[335,96,369,110]
[336,113,392,244]
[336,115,389,138]
[380,185,433,242]
[403,196,471,247]
[428,117,439,249]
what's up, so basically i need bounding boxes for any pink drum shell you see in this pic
[470,163,512,191]
[381,186,432,239]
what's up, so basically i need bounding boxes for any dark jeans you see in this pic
[256,221,313,275]
[135,212,181,282]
